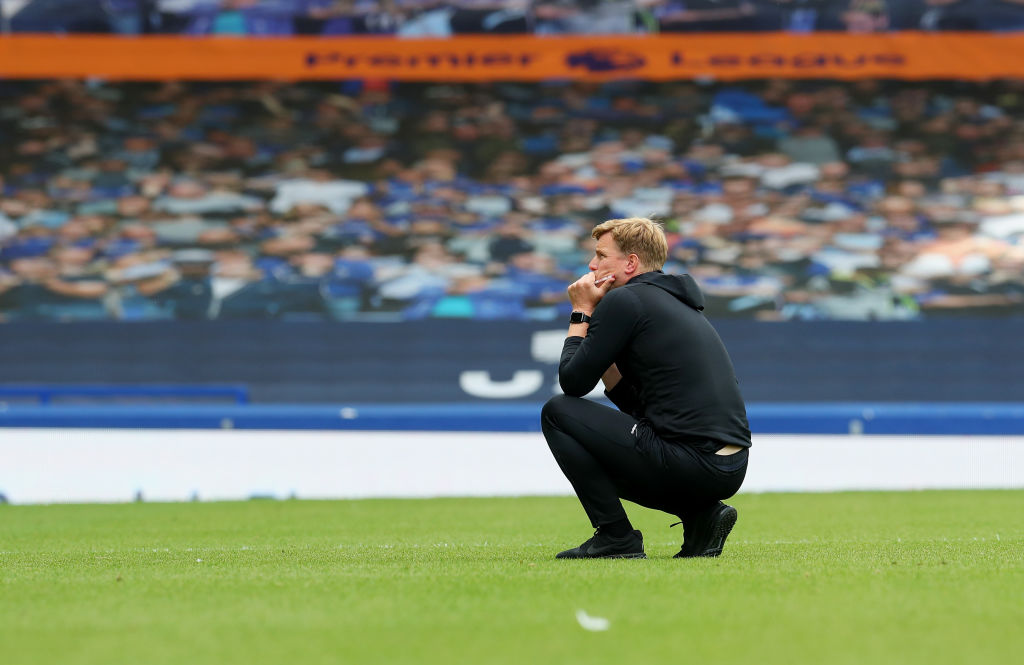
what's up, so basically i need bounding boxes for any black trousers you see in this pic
[541,395,749,527]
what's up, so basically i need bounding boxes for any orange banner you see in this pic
[2,33,1024,80]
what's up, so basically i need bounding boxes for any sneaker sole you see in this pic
[556,551,647,560]
[696,506,737,558]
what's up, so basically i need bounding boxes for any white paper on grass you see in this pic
[575,610,610,632]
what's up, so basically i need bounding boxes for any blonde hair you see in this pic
[591,217,668,271]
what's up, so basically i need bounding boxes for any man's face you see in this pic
[588,233,631,285]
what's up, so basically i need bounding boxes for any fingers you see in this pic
[568,272,615,311]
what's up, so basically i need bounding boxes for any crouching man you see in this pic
[542,217,751,559]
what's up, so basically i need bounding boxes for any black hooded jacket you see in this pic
[559,271,751,450]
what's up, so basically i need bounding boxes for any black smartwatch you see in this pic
[569,311,592,325]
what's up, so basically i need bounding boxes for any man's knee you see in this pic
[542,395,579,459]
[541,394,579,429]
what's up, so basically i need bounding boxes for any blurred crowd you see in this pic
[7,0,1024,36]
[2,77,1024,322]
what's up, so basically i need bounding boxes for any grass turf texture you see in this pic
[2,491,1021,665]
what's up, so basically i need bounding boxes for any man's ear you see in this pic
[625,254,641,275]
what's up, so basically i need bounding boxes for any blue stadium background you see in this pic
[2,1,1024,436]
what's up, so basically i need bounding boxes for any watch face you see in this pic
[570,312,590,324]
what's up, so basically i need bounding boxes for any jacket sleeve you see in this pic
[558,289,639,397]
[605,378,642,417]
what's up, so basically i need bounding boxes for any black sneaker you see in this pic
[673,502,737,559]
[556,528,646,559]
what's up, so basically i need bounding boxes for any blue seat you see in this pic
[239,6,295,36]
[105,0,143,33]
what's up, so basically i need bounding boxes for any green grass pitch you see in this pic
[2,490,1022,665]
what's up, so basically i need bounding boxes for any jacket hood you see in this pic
[629,271,705,311]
